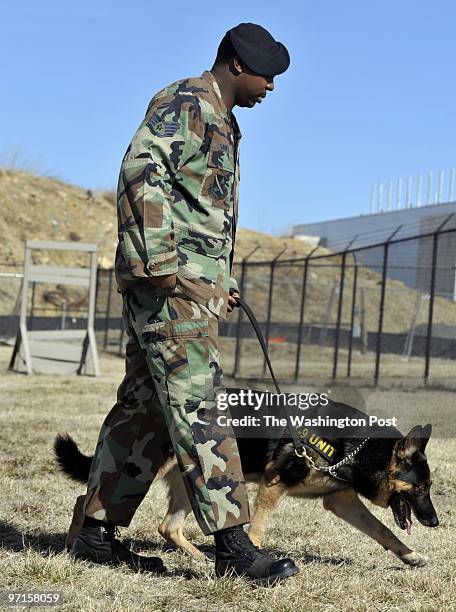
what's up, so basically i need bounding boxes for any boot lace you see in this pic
[101,525,121,542]
[230,528,264,561]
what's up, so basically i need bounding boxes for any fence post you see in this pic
[94,265,101,333]
[60,303,67,330]
[374,226,403,385]
[332,253,346,380]
[262,247,287,375]
[424,214,454,384]
[332,236,358,380]
[233,246,259,378]
[294,245,319,382]
[360,288,367,354]
[402,292,422,360]
[103,268,114,350]
[29,281,36,331]
[347,254,358,378]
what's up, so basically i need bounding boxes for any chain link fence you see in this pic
[230,214,456,387]
[2,216,456,387]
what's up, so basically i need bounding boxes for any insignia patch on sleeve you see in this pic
[147,112,180,137]
[209,173,231,200]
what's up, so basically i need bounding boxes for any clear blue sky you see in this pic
[1,1,455,235]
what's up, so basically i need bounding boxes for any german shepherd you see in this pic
[54,396,439,568]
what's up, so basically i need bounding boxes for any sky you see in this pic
[1,1,455,235]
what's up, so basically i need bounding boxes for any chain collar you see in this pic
[295,437,370,482]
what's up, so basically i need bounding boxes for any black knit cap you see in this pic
[227,23,290,77]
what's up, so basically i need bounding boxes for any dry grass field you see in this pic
[1,345,455,611]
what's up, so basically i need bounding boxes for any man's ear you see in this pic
[232,56,244,75]
[397,425,432,459]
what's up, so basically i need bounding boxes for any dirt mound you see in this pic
[0,168,321,268]
[0,169,320,317]
[0,168,117,268]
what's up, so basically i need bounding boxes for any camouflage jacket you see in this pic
[115,70,241,319]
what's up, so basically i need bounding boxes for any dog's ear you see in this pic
[397,425,430,459]
[420,424,432,453]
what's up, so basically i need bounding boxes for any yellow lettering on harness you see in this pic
[326,445,335,458]
[316,439,327,451]
[300,431,336,461]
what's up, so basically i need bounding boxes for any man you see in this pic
[71,23,298,585]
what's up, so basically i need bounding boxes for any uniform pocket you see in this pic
[139,318,211,410]
[200,137,235,209]
[175,226,227,259]
[141,318,209,343]
[171,227,224,306]
[207,132,235,172]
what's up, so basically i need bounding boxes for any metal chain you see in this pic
[295,437,371,482]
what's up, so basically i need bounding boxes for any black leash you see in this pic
[236,297,306,456]
[235,297,369,480]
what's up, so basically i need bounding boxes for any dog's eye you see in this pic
[415,485,428,494]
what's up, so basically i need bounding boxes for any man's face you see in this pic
[234,60,275,108]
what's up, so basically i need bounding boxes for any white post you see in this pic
[397,177,403,209]
[61,303,67,331]
[416,174,422,207]
[406,176,413,208]
[427,171,433,205]
[20,244,33,374]
[370,183,376,213]
[449,168,455,202]
[436,170,444,204]
[387,180,393,211]
[378,182,384,212]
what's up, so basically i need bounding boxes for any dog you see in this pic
[54,395,439,568]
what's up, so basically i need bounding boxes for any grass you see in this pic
[0,346,455,611]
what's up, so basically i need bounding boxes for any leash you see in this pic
[236,296,369,481]
[236,297,306,456]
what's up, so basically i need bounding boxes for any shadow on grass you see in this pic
[129,536,216,560]
[131,536,351,566]
[0,521,201,579]
[0,520,350,574]
[0,520,66,554]
[263,546,353,566]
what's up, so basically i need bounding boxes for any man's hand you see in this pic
[228,290,240,313]
[147,273,177,295]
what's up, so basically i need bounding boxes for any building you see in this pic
[292,200,456,297]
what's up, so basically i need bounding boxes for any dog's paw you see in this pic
[399,551,428,567]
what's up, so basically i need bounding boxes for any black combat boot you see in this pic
[214,525,299,585]
[70,518,166,573]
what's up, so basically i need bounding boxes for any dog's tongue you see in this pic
[406,517,412,535]
[405,499,412,535]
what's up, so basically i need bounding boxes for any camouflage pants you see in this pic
[83,282,250,535]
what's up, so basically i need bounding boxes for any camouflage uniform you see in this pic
[83,71,250,534]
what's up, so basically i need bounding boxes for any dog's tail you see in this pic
[54,434,92,483]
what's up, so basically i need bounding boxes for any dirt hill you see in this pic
[0,168,321,319]
[0,168,118,269]
[0,168,321,268]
